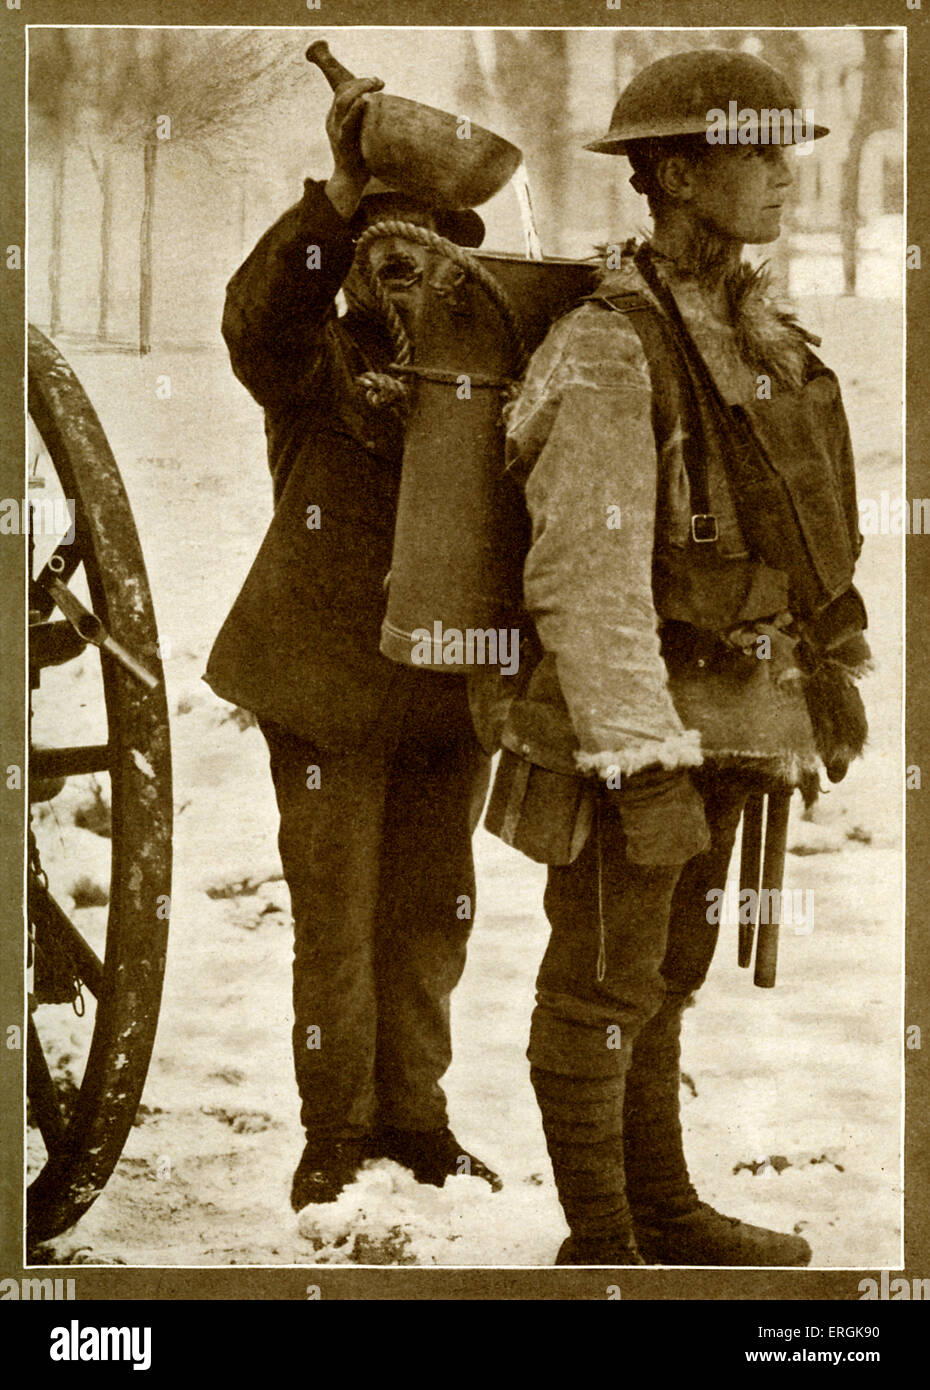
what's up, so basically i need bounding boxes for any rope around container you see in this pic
[352,218,530,409]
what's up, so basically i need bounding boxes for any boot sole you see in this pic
[636,1233,812,1268]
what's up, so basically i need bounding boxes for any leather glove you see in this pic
[608,766,711,866]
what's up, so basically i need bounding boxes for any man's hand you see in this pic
[323,76,384,220]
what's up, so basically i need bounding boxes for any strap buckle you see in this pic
[691,513,719,544]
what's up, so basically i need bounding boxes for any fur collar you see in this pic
[594,237,820,392]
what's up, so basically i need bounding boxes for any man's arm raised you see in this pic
[221,77,382,408]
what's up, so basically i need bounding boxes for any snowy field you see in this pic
[28,294,904,1269]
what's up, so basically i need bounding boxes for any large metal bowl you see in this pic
[360,94,522,210]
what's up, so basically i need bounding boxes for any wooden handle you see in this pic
[737,792,764,968]
[753,923,780,989]
[753,789,792,989]
[306,40,357,91]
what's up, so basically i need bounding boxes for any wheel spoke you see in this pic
[29,882,104,999]
[27,1014,67,1153]
[31,744,111,780]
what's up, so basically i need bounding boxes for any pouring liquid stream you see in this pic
[511,167,544,261]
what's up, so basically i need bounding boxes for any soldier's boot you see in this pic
[624,994,811,1267]
[531,1055,645,1267]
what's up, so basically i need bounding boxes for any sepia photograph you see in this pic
[4,9,918,1307]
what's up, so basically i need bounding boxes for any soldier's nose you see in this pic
[772,148,794,188]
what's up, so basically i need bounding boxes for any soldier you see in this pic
[205,74,499,1210]
[490,49,870,1265]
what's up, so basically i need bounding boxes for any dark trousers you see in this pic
[529,768,757,1078]
[262,674,490,1141]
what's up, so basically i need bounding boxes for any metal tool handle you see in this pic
[306,40,357,90]
[753,789,792,989]
[43,574,159,691]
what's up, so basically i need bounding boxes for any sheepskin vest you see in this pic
[589,266,863,639]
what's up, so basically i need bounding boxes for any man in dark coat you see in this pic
[205,74,498,1209]
[488,49,871,1266]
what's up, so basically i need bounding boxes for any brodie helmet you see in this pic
[584,48,829,155]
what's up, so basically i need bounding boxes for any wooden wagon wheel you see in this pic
[26,325,172,1247]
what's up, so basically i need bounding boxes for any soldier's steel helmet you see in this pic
[584,48,829,154]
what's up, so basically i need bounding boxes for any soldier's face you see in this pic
[346,207,436,327]
[683,144,795,244]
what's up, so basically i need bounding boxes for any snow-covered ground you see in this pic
[29,294,904,1268]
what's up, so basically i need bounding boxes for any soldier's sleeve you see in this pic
[504,307,703,780]
[221,178,357,409]
[816,367,871,668]
[833,381,865,565]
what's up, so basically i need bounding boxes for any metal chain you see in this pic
[352,219,530,409]
[28,823,48,892]
[28,823,86,1016]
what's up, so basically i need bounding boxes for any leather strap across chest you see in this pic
[582,279,716,542]
[582,250,854,620]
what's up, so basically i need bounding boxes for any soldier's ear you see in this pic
[655,153,699,204]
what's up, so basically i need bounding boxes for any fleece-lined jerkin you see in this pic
[496,243,866,788]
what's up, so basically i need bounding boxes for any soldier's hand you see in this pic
[325,76,383,213]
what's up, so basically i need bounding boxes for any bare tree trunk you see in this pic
[841,32,886,295]
[97,151,113,342]
[48,146,66,337]
[139,136,157,355]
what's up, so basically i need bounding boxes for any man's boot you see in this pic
[531,1053,645,1267]
[624,994,811,1267]
[371,1126,502,1191]
[290,1136,370,1212]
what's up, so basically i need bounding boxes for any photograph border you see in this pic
[1,0,926,1303]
